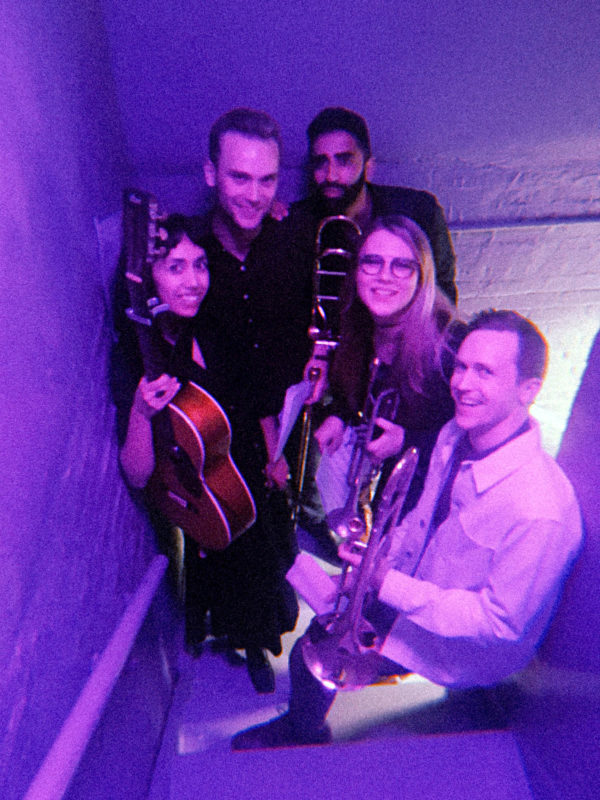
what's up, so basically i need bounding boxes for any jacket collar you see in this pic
[466,418,541,494]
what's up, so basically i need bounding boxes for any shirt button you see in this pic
[419,520,425,528]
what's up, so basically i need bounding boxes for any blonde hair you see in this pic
[332,215,455,410]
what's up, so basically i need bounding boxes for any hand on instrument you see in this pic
[264,455,291,491]
[132,374,181,419]
[314,415,345,455]
[338,540,366,569]
[366,418,406,462]
[324,570,353,604]
[269,198,289,221]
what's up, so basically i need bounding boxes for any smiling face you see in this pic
[451,329,542,452]
[151,235,209,318]
[204,131,279,233]
[356,228,419,324]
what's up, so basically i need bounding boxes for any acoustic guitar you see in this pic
[122,188,256,550]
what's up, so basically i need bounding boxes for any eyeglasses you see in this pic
[358,255,419,280]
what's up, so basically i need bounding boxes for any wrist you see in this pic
[132,398,154,420]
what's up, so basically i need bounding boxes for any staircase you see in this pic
[148,599,533,800]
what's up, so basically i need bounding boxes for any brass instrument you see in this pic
[291,365,321,525]
[302,447,419,691]
[309,215,362,349]
[326,358,399,541]
[292,215,362,527]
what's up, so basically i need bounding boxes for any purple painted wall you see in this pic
[510,330,600,800]
[0,3,175,798]
[98,0,600,211]
[1,0,599,797]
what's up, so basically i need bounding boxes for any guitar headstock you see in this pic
[122,188,169,328]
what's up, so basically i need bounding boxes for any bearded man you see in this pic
[288,106,457,304]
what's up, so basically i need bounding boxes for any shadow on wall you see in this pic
[501,330,600,800]
[541,327,600,673]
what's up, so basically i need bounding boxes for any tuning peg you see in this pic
[147,296,170,316]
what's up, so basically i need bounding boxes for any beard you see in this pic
[311,168,367,218]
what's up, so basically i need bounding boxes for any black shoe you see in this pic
[231,712,331,750]
[245,647,275,694]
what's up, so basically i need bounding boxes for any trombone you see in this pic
[309,215,362,349]
[302,447,420,691]
[292,215,362,526]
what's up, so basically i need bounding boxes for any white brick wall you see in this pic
[453,221,600,455]
[369,141,600,455]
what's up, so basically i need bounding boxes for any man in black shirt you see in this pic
[193,108,315,692]
[198,108,314,484]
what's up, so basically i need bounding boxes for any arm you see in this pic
[375,518,579,645]
[260,415,290,490]
[120,374,180,488]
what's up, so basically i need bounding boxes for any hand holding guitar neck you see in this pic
[132,375,181,419]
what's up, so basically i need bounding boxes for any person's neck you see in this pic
[212,208,261,261]
[159,313,184,347]
[344,185,372,227]
[468,409,530,455]
[373,319,403,363]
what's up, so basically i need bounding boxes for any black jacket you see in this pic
[289,182,457,304]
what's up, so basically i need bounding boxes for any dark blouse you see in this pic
[110,316,298,654]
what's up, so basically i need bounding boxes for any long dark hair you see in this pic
[330,215,456,413]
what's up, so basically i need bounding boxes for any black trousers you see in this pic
[287,618,405,733]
